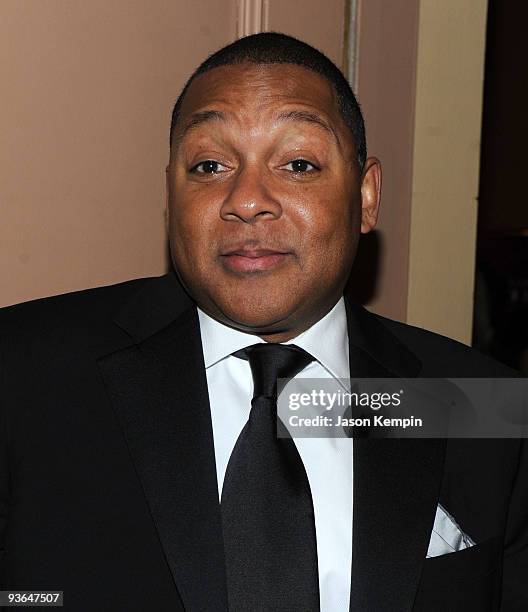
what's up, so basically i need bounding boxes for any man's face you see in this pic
[167,63,380,341]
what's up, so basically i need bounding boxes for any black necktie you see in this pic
[221,343,320,612]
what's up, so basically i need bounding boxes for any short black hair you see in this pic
[169,32,366,169]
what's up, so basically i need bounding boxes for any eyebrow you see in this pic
[276,110,340,144]
[174,108,340,148]
[174,110,226,147]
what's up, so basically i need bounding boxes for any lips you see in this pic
[220,247,291,273]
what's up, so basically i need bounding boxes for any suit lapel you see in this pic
[345,298,447,611]
[97,273,228,611]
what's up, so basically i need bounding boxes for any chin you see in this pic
[213,294,298,334]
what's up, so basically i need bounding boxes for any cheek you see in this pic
[170,198,217,260]
[296,191,358,265]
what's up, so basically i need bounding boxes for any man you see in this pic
[0,32,526,611]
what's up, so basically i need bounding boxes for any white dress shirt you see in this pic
[198,298,353,612]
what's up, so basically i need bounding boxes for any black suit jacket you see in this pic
[0,270,526,611]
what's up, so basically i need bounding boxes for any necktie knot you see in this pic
[233,343,314,399]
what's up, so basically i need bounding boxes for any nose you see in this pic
[220,164,282,223]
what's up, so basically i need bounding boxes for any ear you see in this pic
[164,165,170,235]
[360,157,382,233]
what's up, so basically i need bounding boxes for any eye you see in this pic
[190,160,229,174]
[282,159,319,173]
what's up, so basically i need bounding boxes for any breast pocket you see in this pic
[413,536,502,611]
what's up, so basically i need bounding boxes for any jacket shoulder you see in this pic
[370,309,516,377]
[0,276,155,341]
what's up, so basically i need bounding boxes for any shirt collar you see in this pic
[197,297,350,381]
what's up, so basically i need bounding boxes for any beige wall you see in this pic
[406,0,488,344]
[353,0,420,322]
[354,0,487,344]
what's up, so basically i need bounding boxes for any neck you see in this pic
[196,292,344,343]
[230,299,342,343]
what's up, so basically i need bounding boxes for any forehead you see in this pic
[178,62,340,125]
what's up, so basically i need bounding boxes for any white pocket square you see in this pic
[426,503,476,558]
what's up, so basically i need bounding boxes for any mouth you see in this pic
[220,247,292,273]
